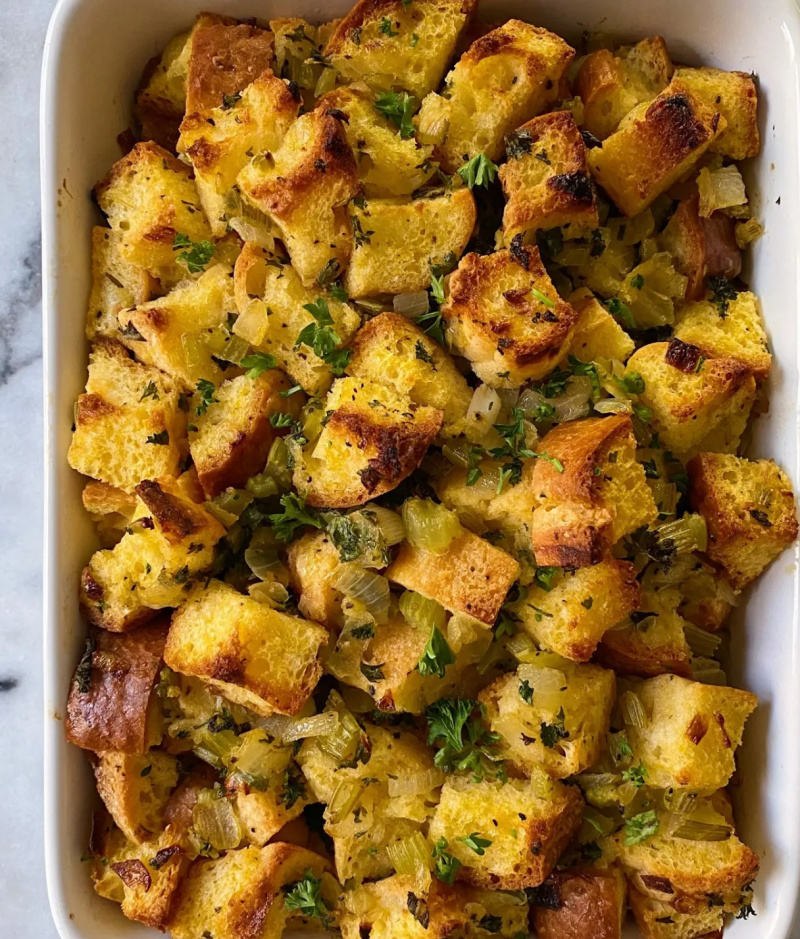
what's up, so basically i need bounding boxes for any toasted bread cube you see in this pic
[442,245,579,388]
[66,622,168,754]
[238,108,360,286]
[576,38,674,140]
[530,416,658,567]
[624,674,757,790]
[432,20,574,170]
[189,371,301,498]
[165,580,327,716]
[320,84,437,197]
[179,71,301,236]
[292,377,443,508]
[135,29,193,150]
[80,480,225,631]
[500,111,599,240]
[660,193,742,300]
[234,245,361,396]
[94,750,180,844]
[347,312,472,436]
[627,340,757,458]
[568,291,636,362]
[184,20,274,116]
[344,189,476,298]
[82,480,138,547]
[386,528,520,625]
[95,142,211,275]
[68,339,186,492]
[533,867,627,939]
[341,875,530,939]
[587,79,724,217]
[325,0,477,99]
[480,657,616,778]
[91,813,191,930]
[225,771,309,847]
[688,452,799,589]
[428,771,583,889]
[674,67,759,160]
[673,291,771,380]
[597,588,692,679]
[168,843,335,939]
[612,790,758,902]
[286,530,344,630]
[509,560,640,662]
[119,264,238,391]
[87,228,154,340]
[628,887,728,939]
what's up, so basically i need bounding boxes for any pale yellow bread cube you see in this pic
[688,451,799,589]
[87,228,155,340]
[119,264,239,391]
[624,673,757,790]
[346,312,472,436]
[626,340,757,459]
[587,79,724,216]
[286,530,344,630]
[628,887,730,939]
[386,528,520,625]
[292,377,443,508]
[68,339,186,493]
[80,480,225,631]
[442,244,579,388]
[508,560,640,662]
[480,658,616,778]
[344,189,476,298]
[500,111,599,241]
[568,291,636,363]
[237,108,360,286]
[324,0,477,99]
[164,579,327,717]
[674,66,760,160]
[225,776,309,847]
[135,28,193,150]
[82,480,138,546]
[431,20,575,170]
[94,141,211,275]
[428,771,583,889]
[533,868,627,939]
[576,37,674,140]
[530,415,658,567]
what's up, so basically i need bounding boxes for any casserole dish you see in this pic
[41,0,800,936]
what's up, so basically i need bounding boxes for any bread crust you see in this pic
[532,868,626,939]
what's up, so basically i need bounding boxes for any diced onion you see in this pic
[505,633,540,663]
[698,165,747,218]
[441,439,472,467]
[447,612,485,651]
[329,564,391,623]
[415,96,450,146]
[401,498,462,555]
[386,832,432,891]
[616,780,639,806]
[229,217,275,251]
[620,690,648,728]
[691,657,727,686]
[672,819,732,842]
[366,505,406,545]
[683,623,722,658]
[717,577,739,607]
[194,729,240,769]
[735,217,764,249]
[192,790,243,850]
[594,398,633,415]
[399,590,446,633]
[314,65,336,97]
[466,384,502,433]
[393,291,430,318]
[245,528,285,581]
[248,581,290,608]
[387,768,445,798]
[233,298,270,345]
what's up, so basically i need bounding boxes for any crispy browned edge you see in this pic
[532,869,625,939]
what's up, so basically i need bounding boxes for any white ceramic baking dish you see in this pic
[41,0,800,936]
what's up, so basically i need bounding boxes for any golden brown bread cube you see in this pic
[500,111,599,241]
[86,228,155,341]
[79,480,225,631]
[628,886,729,939]
[68,339,186,493]
[164,579,327,717]
[430,19,575,170]
[587,79,724,217]
[344,189,476,298]
[324,0,477,99]
[624,674,757,790]
[168,843,335,939]
[660,193,742,301]
[386,528,520,626]
[530,415,657,567]
[674,66,760,160]
[179,70,301,236]
[286,530,344,630]
[688,451,799,589]
[66,622,168,754]
[119,264,238,391]
[567,291,636,363]
[292,377,443,508]
[347,312,472,436]
[82,481,138,547]
[443,244,579,388]
[135,28,193,151]
[480,657,616,778]
[225,769,310,847]
[237,108,360,286]
[189,371,301,498]
[94,141,212,276]
[673,290,771,380]
[93,750,180,844]
[508,560,640,662]
[626,340,757,459]
[576,37,674,140]
[427,771,583,889]
[532,867,627,939]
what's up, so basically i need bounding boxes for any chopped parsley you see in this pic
[279,766,307,809]
[466,445,485,486]
[269,412,295,428]
[425,698,504,781]
[624,810,660,846]
[350,622,375,640]
[457,153,499,189]
[519,679,534,705]
[506,128,533,159]
[533,566,559,591]
[458,832,492,855]
[240,352,277,379]
[139,381,159,402]
[606,297,636,329]
[296,298,352,374]
[540,708,569,749]
[375,90,416,139]
[145,430,169,445]
[622,762,648,788]
[283,871,333,928]
[415,340,434,364]
[432,838,462,885]
[352,216,375,248]
[631,273,645,290]
[615,371,645,395]
[707,275,739,318]
[360,661,386,682]
[418,626,456,679]
[173,233,214,273]
[268,493,324,543]
[221,92,241,110]
[194,379,218,416]
[74,636,95,693]
[378,16,398,36]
